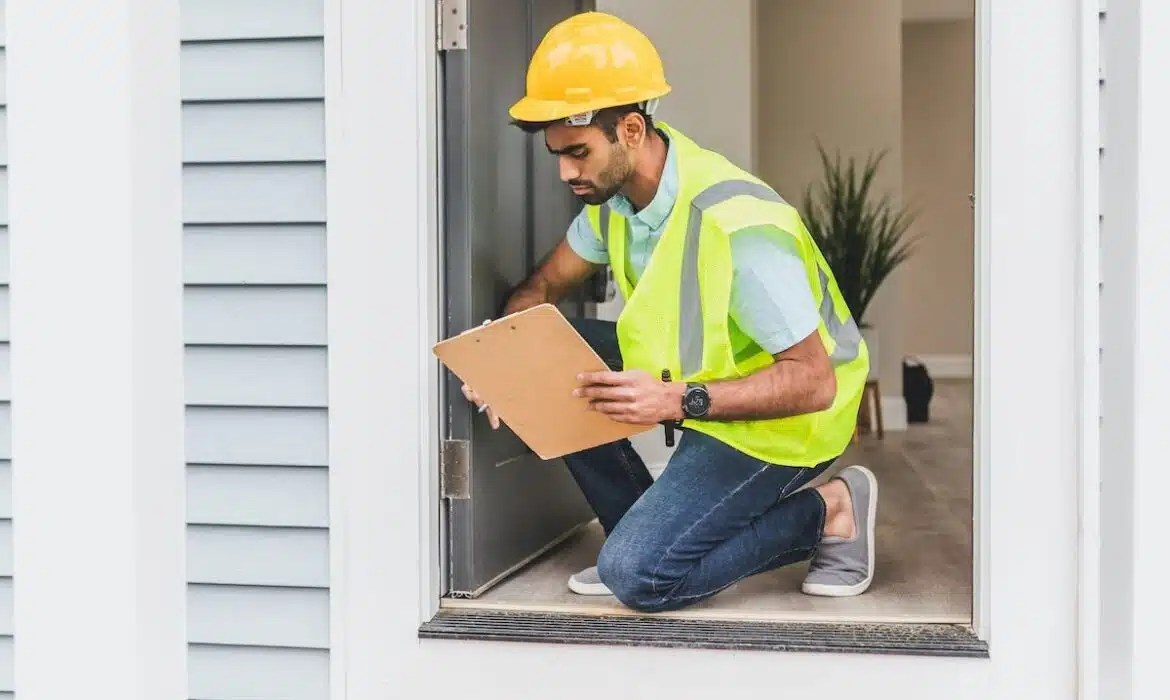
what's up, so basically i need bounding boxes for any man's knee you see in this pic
[597,533,680,614]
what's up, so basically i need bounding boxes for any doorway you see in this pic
[436,0,977,626]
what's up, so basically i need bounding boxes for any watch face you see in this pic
[684,385,710,416]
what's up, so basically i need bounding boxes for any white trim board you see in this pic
[326,0,1087,695]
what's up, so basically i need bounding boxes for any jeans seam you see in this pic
[649,463,772,596]
[617,443,648,497]
[776,468,807,499]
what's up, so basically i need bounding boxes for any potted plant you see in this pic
[800,143,918,383]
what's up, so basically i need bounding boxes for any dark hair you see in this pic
[511,103,654,142]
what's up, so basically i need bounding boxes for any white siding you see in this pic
[0,0,11,691]
[181,0,328,697]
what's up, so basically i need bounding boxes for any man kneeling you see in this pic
[462,11,878,613]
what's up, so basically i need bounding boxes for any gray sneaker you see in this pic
[802,465,878,597]
[568,565,612,596]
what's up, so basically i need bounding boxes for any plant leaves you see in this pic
[800,142,918,324]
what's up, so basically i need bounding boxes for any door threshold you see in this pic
[438,596,970,626]
[420,608,989,658]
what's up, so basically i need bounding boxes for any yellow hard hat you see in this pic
[509,12,671,125]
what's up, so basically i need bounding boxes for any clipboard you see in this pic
[432,304,653,460]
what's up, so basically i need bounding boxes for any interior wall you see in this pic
[902,20,976,362]
[594,0,756,172]
[593,0,757,469]
[756,0,907,417]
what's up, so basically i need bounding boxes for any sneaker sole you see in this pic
[801,464,878,597]
[568,577,613,596]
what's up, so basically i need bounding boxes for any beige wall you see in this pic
[757,0,907,405]
[902,20,975,358]
[594,0,757,468]
[595,0,756,171]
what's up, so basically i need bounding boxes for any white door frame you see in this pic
[323,0,1096,697]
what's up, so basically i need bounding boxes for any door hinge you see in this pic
[441,439,470,499]
[437,0,468,51]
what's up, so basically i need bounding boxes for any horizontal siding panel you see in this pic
[184,225,326,285]
[0,462,9,519]
[0,636,10,692]
[181,40,323,101]
[0,109,6,165]
[0,346,8,400]
[181,0,324,41]
[0,406,9,460]
[0,521,9,579]
[0,579,10,635]
[184,163,326,223]
[0,50,6,105]
[188,465,328,527]
[183,101,324,163]
[0,169,7,225]
[185,346,327,407]
[0,288,7,341]
[0,228,8,283]
[185,286,326,346]
[188,584,328,648]
[189,645,327,700]
[188,525,328,587]
[186,407,327,466]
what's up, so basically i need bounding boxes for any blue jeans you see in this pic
[562,318,835,613]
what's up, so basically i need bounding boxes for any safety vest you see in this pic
[585,123,868,467]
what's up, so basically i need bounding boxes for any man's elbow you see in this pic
[813,369,837,412]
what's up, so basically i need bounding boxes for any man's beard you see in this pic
[570,149,632,205]
[573,181,624,205]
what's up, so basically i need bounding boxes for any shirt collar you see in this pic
[605,132,678,230]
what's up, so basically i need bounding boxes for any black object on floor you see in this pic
[904,358,934,424]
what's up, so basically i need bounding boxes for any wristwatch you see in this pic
[681,382,711,419]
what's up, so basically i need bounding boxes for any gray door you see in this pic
[441,0,598,597]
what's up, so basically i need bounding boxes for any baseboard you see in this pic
[877,395,908,432]
[914,354,973,380]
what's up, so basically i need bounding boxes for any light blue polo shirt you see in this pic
[566,133,820,357]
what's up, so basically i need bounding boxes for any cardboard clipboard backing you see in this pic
[432,304,653,460]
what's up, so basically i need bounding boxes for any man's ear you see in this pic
[619,113,647,148]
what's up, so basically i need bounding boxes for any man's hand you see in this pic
[574,370,684,425]
[461,383,501,430]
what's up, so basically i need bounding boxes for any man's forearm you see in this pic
[501,240,598,316]
[502,275,551,315]
[701,356,836,422]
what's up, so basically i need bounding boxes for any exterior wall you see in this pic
[0,1,1161,698]
[0,0,11,694]
[180,1,330,697]
[7,0,187,697]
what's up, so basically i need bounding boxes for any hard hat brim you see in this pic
[508,87,671,124]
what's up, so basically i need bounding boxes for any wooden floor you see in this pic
[444,380,974,624]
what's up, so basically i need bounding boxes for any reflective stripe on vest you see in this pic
[674,179,862,376]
